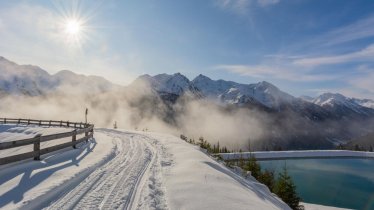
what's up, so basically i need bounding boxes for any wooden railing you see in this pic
[0,118,94,166]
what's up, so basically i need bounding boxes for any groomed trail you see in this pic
[45,129,168,210]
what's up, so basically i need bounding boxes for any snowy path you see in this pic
[45,129,167,210]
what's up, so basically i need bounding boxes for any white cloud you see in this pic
[215,64,337,81]
[292,44,374,67]
[257,0,280,7]
[215,0,251,15]
[318,15,374,46]
[214,0,280,15]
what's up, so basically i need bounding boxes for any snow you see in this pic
[0,131,116,209]
[220,150,374,161]
[131,72,297,108]
[0,57,117,96]
[352,98,374,109]
[312,93,373,114]
[0,124,75,158]
[0,127,290,210]
[302,202,352,210]
[133,73,197,95]
[192,74,295,109]
[143,132,290,210]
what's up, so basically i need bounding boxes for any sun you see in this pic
[64,19,82,35]
[60,17,88,48]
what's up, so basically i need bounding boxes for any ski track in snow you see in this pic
[45,129,168,210]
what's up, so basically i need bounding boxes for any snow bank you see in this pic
[302,202,352,210]
[0,124,73,143]
[0,124,77,158]
[144,132,290,210]
[220,150,374,161]
[0,131,116,209]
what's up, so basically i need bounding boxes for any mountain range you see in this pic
[1,56,373,150]
[131,72,374,119]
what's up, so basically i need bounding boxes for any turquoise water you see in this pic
[259,159,374,210]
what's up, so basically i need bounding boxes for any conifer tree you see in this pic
[244,154,261,179]
[273,166,303,210]
[258,169,275,190]
[238,155,245,169]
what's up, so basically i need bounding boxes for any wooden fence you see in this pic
[0,118,94,166]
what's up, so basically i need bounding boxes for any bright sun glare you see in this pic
[65,19,81,35]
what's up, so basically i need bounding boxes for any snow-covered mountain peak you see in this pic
[313,93,347,106]
[352,98,374,109]
[133,73,196,95]
[255,81,276,89]
[0,56,117,95]
[191,75,295,108]
[312,92,374,115]
[192,74,212,82]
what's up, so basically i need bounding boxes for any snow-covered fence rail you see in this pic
[219,150,374,161]
[0,118,94,166]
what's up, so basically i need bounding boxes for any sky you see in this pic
[0,0,374,99]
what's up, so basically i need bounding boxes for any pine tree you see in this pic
[258,169,275,190]
[199,137,204,147]
[244,154,262,179]
[273,166,303,210]
[238,155,245,169]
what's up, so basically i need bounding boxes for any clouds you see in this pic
[214,0,280,15]
[314,15,374,47]
[293,44,374,67]
[215,64,337,82]
[213,8,374,99]
[257,0,280,7]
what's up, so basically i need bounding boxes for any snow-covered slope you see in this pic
[0,127,291,210]
[0,56,117,96]
[132,73,296,109]
[0,56,53,96]
[132,73,199,95]
[351,98,374,109]
[312,93,374,116]
[192,74,295,109]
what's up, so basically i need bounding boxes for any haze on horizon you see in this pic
[1,0,374,99]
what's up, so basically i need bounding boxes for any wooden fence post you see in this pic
[4,118,6,124]
[67,121,70,127]
[85,128,89,142]
[49,120,52,127]
[60,121,62,127]
[18,119,20,124]
[72,130,77,149]
[34,134,42,161]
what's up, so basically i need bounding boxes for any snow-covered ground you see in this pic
[0,124,74,158]
[220,150,374,161]
[0,126,349,210]
[302,203,352,210]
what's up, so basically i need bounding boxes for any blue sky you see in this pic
[1,0,374,99]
